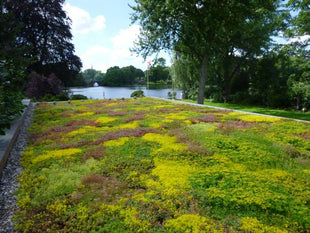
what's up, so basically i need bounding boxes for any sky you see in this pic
[64,0,171,73]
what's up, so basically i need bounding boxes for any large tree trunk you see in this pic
[296,94,301,110]
[224,66,230,103]
[198,54,208,104]
[223,54,230,103]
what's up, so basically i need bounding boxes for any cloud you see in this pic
[79,24,171,72]
[64,3,106,34]
[288,35,310,43]
[111,25,140,50]
[81,25,147,72]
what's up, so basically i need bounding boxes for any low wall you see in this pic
[0,99,31,179]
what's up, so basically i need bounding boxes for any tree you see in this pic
[170,53,199,99]
[103,66,124,86]
[131,0,279,104]
[103,65,144,86]
[148,58,170,83]
[285,46,310,109]
[287,0,310,38]
[122,65,144,85]
[80,68,105,86]
[216,6,280,102]
[247,53,289,107]
[290,81,310,109]
[0,0,29,134]
[4,0,82,86]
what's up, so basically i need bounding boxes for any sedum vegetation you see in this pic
[15,98,310,232]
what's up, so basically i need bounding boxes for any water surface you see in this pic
[70,86,182,99]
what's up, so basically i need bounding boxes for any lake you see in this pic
[70,86,182,99]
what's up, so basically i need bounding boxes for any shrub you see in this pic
[56,93,70,101]
[71,94,88,100]
[167,91,176,99]
[26,72,64,99]
[210,91,224,103]
[130,90,144,98]
[40,94,54,102]
[38,93,70,102]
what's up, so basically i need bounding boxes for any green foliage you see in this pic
[0,84,24,134]
[39,93,70,102]
[103,65,144,86]
[287,0,310,37]
[148,58,171,84]
[290,81,310,108]
[130,90,144,98]
[170,53,199,100]
[71,94,88,100]
[4,0,82,86]
[0,60,25,134]
[0,4,29,134]
[167,91,176,99]
[131,0,279,104]
[56,93,71,101]
[79,68,105,87]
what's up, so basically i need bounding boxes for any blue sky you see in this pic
[64,0,171,73]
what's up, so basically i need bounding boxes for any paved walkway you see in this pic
[0,100,31,178]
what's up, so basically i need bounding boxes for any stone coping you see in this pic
[0,99,31,178]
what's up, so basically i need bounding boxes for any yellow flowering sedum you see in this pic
[75,112,95,118]
[142,133,188,155]
[46,198,70,217]
[76,203,89,220]
[95,116,116,124]
[240,217,288,233]
[227,111,281,122]
[104,137,130,147]
[118,121,139,129]
[17,195,31,209]
[238,114,281,122]
[165,214,225,233]
[228,112,245,116]
[145,159,196,196]
[121,207,151,232]
[190,123,217,132]
[32,148,82,164]
[67,126,101,137]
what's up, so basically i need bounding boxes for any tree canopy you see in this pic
[0,0,29,134]
[103,65,144,86]
[79,69,105,86]
[287,0,310,37]
[131,0,280,104]
[4,0,82,86]
[147,58,170,84]
[0,0,82,133]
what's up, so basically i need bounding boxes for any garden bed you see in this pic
[14,98,310,232]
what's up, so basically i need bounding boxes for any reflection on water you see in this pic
[70,86,182,99]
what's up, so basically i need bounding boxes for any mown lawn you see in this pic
[182,99,310,121]
[15,98,310,232]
